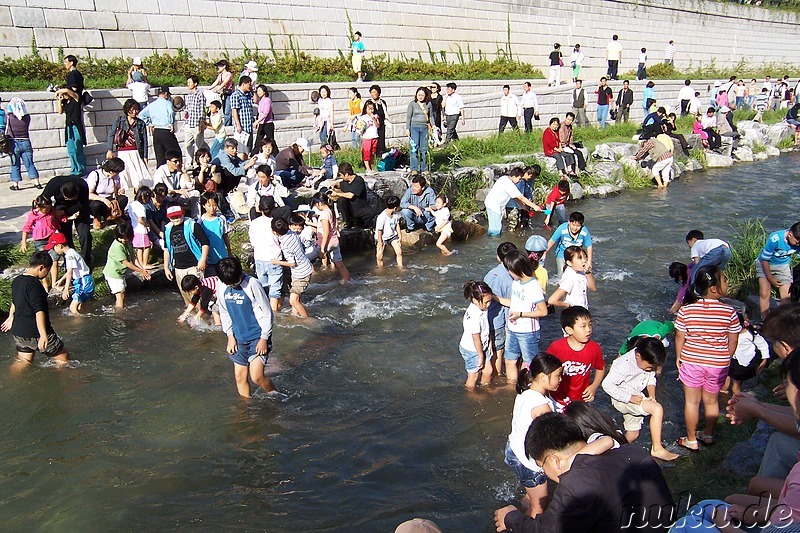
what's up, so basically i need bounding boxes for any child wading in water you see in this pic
[428,194,454,256]
[48,232,94,314]
[495,249,548,384]
[548,245,596,310]
[375,195,404,268]
[216,256,277,398]
[675,265,741,450]
[602,337,679,461]
[20,195,60,291]
[459,280,494,389]
[1,252,71,372]
[127,186,153,271]
[504,353,563,517]
[102,220,151,309]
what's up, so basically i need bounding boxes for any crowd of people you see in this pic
[3,39,800,532]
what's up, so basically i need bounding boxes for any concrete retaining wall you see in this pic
[0,77,721,181]
[0,0,798,71]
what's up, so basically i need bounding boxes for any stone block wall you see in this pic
[0,77,744,182]
[0,0,798,73]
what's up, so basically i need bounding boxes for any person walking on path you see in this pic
[521,82,540,133]
[443,82,465,145]
[616,80,634,123]
[351,31,365,83]
[569,44,584,83]
[498,85,521,133]
[606,34,622,80]
[595,77,615,128]
[664,40,676,65]
[548,43,563,87]
[4,97,41,190]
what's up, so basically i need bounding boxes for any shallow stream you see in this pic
[1,153,798,531]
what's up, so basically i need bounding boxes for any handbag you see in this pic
[559,58,564,67]
[327,130,340,151]
[112,118,131,148]
[0,133,13,155]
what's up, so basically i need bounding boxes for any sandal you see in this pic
[676,437,699,451]
[9,184,19,191]
[697,431,715,445]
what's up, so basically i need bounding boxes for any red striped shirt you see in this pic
[201,276,219,292]
[676,299,741,368]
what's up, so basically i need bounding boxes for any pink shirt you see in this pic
[257,97,273,124]
[22,209,60,241]
[315,209,340,249]
[770,460,800,526]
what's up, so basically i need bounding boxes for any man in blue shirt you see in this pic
[213,139,257,196]
[757,222,800,320]
[139,86,180,167]
[544,211,593,275]
[641,107,666,140]
[399,175,436,231]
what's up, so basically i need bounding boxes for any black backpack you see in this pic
[0,133,13,155]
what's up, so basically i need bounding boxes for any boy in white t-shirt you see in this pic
[685,229,731,283]
[47,232,95,314]
[484,168,541,236]
[375,195,404,268]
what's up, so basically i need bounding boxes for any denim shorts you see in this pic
[505,329,540,364]
[255,260,283,299]
[490,326,506,352]
[72,275,95,303]
[504,439,547,488]
[228,336,272,367]
[459,345,481,373]
[327,245,343,263]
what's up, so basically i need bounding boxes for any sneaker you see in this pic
[225,215,236,223]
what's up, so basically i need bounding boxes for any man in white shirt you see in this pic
[499,84,521,133]
[520,82,540,133]
[606,34,623,80]
[664,40,676,65]
[442,82,465,145]
[688,91,702,116]
[484,168,541,236]
[678,79,694,116]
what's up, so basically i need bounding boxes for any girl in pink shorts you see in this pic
[674,265,741,451]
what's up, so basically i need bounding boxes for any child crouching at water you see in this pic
[602,337,679,461]
[459,280,494,389]
[179,274,221,325]
[48,232,94,314]
[675,265,740,450]
[103,221,151,309]
[216,256,276,398]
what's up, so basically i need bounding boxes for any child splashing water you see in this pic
[428,194,454,256]
[494,250,548,384]
[504,353,563,518]
[459,281,494,389]
[675,265,741,450]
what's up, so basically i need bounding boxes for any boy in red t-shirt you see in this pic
[543,179,570,228]
[546,305,605,410]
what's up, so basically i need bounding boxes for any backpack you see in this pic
[80,91,94,106]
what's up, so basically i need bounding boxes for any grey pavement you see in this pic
[0,178,53,244]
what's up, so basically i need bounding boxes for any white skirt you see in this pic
[117,149,151,191]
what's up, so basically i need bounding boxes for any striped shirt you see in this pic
[201,276,219,293]
[676,299,741,368]
[279,231,314,279]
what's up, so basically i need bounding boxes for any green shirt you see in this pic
[102,239,132,279]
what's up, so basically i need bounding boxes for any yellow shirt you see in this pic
[534,265,548,293]
[349,98,362,117]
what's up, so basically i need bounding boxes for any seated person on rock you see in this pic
[328,162,378,230]
[399,175,437,232]
[641,107,666,140]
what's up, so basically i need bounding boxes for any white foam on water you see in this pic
[626,302,653,323]
[494,480,520,502]
[186,315,222,333]
[598,270,633,282]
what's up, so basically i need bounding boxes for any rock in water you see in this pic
[733,146,755,162]
[591,144,617,162]
[569,181,584,200]
[754,151,769,161]
[705,152,734,168]
[684,158,704,171]
[400,229,435,247]
[765,145,781,157]
[451,220,487,241]
[765,123,794,146]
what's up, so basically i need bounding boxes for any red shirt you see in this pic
[542,127,560,156]
[547,337,605,405]
[546,184,569,206]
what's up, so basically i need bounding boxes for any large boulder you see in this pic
[672,163,682,179]
[606,142,638,158]
[370,173,410,201]
[339,227,376,252]
[685,134,703,150]
[451,220,487,241]
[452,167,481,181]
[739,128,767,148]
[590,161,624,182]
[754,151,769,161]
[399,229,435,247]
[569,181,584,200]
[733,146,755,162]
[487,162,524,176]
[765,123,794,146]
[705,152,734,167]
[684,158,704,171]
[475,188,491,203]
[765,145,781,157]
[532,153,559,174]
[591,143,617,162]
[576,146,590,164]
[481,167,496,187]
[583,183,624,197]
[736,120,764,133]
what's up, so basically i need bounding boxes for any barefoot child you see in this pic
[546,305,605,410]
[504,353,563,517]
[725,312,769,395]
[428,194,453,255]
[215,256,276,398]
[20,195,60,290]
[1,252,70,371]
[548,245,596,309]
[484,242,518,377]
[375,195,404,268]
[126,186,152,271]
[198,192,232,277]
[460,280,494,388]
[179,274,221,325]
[312,194,350,281]
[271,217,313,319]
[675,265,740,450]
[494,249,548,384]
[48,232,94,314]
[602,337,679,461]
[102,221,151,309]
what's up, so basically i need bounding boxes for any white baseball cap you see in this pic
[295,137,310,152]
[132,56,142,66]
[245,60,258,71]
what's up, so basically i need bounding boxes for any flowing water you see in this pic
[1,153,798,531]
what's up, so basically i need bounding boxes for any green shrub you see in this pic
[727,218,768,297]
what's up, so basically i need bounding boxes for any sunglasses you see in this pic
[169,159,182,163]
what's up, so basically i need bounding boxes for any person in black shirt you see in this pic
[329,162,378,229]
[163,205,210,304]
[63,54,84,97]
[55,87,86,176]
[495,412,675,533]
[42,175,93,268]
[1,252,70,371]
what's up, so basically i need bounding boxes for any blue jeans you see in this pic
[504,439,547,488]
[319,122,328,145]
[669,500,729,533]
[223,97,233,127]
[65,125,86,176]
[401,207,435,231]
[409,125,429,172]
[351,130,361,149]
[505,329,540,364]
[691,245,732,283]
[735,96,744,109]
[487,208,503,236]
[255,260,283,299]
[276,169,305,188]
[9,138,39,183]
[210,138,224,159]
[597,105,609,128]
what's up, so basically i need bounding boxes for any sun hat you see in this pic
[132,57,142,66]
[245,60,258,71]
[295,138,310,152]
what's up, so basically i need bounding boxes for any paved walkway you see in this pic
[0,179,52,244]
